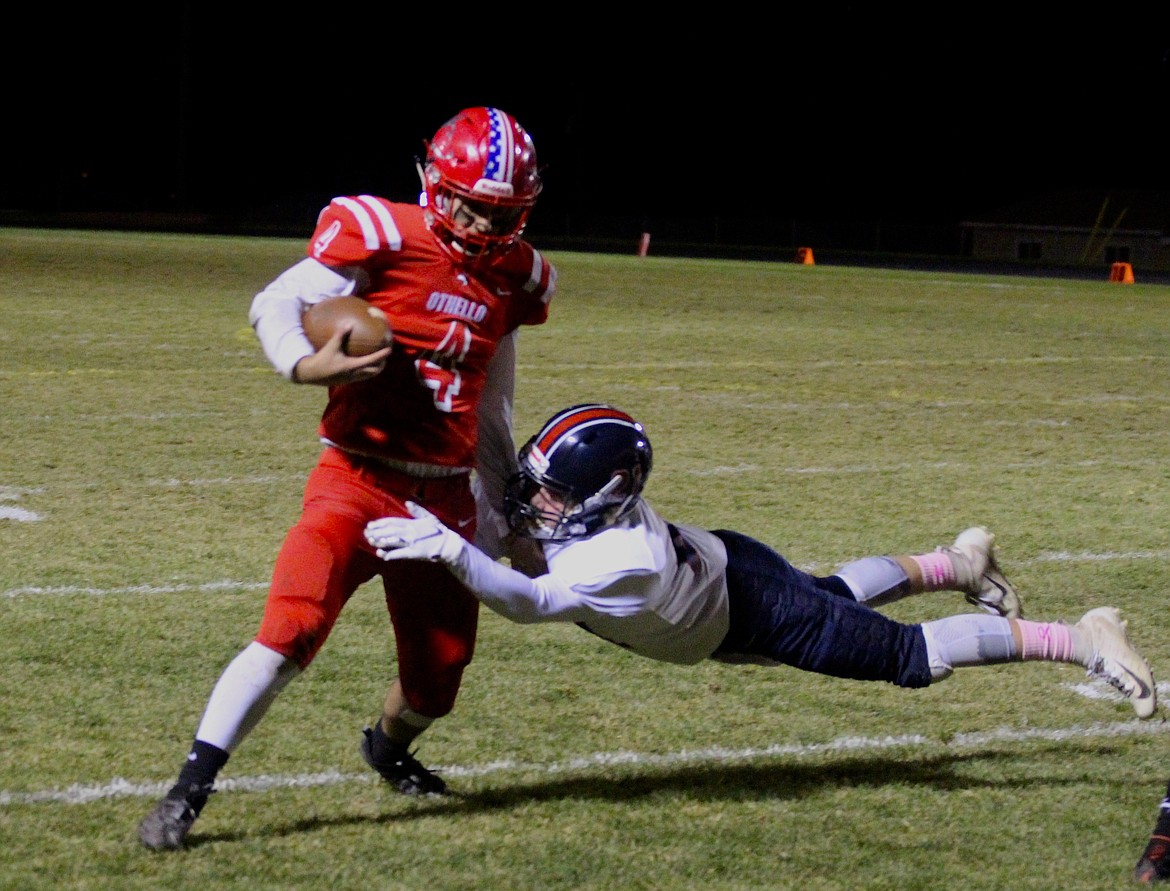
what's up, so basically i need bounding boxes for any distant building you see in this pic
[960,190,1170,273]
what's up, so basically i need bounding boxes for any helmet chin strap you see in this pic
[543,475,624,539]
[415,160,427,200]
[579,475,623,514]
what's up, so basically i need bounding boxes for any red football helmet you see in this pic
[419,107,542,266]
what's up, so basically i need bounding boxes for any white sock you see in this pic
[195,641,301,752]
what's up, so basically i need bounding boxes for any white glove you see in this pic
[364,501,465,564]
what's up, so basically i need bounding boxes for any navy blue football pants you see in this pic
[711,529,932,687]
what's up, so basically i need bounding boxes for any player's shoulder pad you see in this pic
[311,195,406,260]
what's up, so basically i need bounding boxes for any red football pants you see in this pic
[255,447,479,717]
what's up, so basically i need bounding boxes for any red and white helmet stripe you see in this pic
[528,404,640,473]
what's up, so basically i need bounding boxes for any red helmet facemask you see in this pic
[419,107,542,268]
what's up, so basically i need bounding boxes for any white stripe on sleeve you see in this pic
[332,197,380,250]
[356,195,403,251]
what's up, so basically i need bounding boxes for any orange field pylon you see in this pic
[796,246,815,265]
[1109,262,1135,283]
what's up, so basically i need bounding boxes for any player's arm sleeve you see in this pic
[248,258,359,379]
[516,249,556,326]
[448,540,586,624]
[473,330,520,559]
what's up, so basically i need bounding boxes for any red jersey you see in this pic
[306,195,556,468]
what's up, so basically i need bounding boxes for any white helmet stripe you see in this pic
[544,417,640,459]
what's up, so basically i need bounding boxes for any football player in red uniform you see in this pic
[139,107,557,851]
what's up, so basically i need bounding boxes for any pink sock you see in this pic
[1017,620,1076,662]
[910,552,955,590]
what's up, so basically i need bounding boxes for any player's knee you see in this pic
[256,598,333,668]
[259,526,355,667]
[402,663,469,717]
[403,688,459,718]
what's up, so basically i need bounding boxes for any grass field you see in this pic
[2,227,1170,890]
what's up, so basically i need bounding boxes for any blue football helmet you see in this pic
[504,404,653,541]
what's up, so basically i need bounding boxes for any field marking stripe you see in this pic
[3,455,1165,495]
[2,355,1169,381]
[10,455,1166,490]
[525,355,1170,371]
[2,581,269,598]
[3,719,1164,807]
[684,457,1170,477]
[798,550,1170,574]
[6,546,1170,599]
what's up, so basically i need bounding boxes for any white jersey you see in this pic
[453,499,731,664]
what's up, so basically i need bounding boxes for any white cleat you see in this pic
[940,526,1022,619]
[1076,606,1157,719]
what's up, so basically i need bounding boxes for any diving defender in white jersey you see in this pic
[365,403,1157,727]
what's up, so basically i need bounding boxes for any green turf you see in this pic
[2,227,1169,890]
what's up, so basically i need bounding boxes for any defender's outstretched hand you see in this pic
[365,502,464,564]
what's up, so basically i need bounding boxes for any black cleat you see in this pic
[138,796,199,851]
[360,727,447,796]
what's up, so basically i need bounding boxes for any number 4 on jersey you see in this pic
[416,321,471,412]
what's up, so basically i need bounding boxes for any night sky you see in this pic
[9,6,1169,234]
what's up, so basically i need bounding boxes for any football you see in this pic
[301,297,392,357]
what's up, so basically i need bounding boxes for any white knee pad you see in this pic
[834,556,909,603]
[920,622,954,681]
[921,614,1015,682]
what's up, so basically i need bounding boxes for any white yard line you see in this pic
[2,580,268,598]
[682,457,1170,477]
[6,546,1170,600]
[3,716,1166,807]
